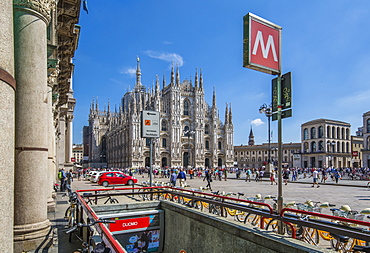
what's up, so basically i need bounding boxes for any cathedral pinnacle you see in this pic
[136,56,142,88]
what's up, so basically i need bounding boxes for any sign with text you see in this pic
[272,72,292,113]
[141,110,160,138]
[243,13,282,75]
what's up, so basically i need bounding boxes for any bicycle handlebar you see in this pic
[65,219,116,234]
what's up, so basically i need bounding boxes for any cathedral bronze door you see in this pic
[161,157,167,167]
[218,158,222,167]
[145,157,150,167]
[205,158,210,168]
[183,152,189,167]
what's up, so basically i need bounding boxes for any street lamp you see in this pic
[259,103,273,167]
[327,140,335,168]
[184,129,195,168]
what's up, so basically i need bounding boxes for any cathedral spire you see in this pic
[212,87,216,108]
[136,56,141,88]
[176,64,180,86]
[170,63,175,85]
[155,75,160,95]
[229,103,233,124]
[95,97,99,111]
[199,68,203,89]
[195,68,198,88]
[225,103,229,124]
[248,126,255,145]
[162,71,166,89]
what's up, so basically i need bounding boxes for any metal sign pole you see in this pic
[277,74,284,234]
[149,138,153,187]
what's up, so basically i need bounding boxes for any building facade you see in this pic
[234,142,301,168]
[301,119,351,168]
[86,59,234,169]
[362,111,370,167]
[0,0,81,251]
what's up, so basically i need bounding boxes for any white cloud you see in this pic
[251,118,265,126]
[163,41,173,45]
[120,67,136,77]
[144,50,184,67]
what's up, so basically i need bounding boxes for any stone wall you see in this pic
[161,201,333,253]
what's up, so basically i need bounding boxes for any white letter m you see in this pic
[252,30,278,62]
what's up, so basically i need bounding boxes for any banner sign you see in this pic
[243,13,282,75]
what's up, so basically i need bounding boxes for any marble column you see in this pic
[47,70,58,212]
[0,0,15,252]
[13,0,54,251]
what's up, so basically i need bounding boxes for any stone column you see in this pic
[47,69,58,212]
[0,0,15,252]
[13,0,54,251]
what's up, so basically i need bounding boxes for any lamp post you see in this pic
[327,140,335,168]
[259,103,273,168]
[184,129,195,168]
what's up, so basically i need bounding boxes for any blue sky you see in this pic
[73,0,370,145]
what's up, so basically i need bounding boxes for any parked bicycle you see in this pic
[65,219,116,253]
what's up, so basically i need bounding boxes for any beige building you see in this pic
[234,142,301,168]
[351,135,363,168]
[301,119,351,168]
[72,144,84,164]
[362,111,370,167]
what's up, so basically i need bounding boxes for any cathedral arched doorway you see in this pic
[161,157,167,167]
[183,152,189,167]
[145,157,150,167]
[218,158,222,167]
[205,158,210,169]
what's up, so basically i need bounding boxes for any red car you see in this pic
[98,172,137,187]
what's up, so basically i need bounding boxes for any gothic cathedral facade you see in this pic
[87,59,234,169]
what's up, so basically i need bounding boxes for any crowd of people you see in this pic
[57,166,370,193]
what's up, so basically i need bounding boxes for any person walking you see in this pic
[334,170,341,184]
[270,168,277,185]
[309,168,320,188]
[66,169,73,193]
[282,168,290,185]
[245,168,252,182]
[203,170,212,190]
[170,170,177,187]
[58,168,67,192]
[177,168,187,187]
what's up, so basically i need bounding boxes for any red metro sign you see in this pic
[243,13,282,75]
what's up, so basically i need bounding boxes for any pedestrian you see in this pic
[291,168,298,181]
[203,170,212,190]
[282,168,290,185]
[334,170,341,184]
[309,168,320,188]
[58,168,67,192]
[321,169,327,183]
[189,168,194,179]
[224,169,228,181]
[66,169,73,193]
[270,169,277,185]
[177,168,187,187]
[170,170,177,187]
[245,168,252,182]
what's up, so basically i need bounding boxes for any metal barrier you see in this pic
[74,186,370,251]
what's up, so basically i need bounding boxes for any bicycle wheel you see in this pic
[194,200,203,211]
[265,219,290,235]
[64,206,71,219]
[244,213,260,226]
[301,227,319,245]
[235,211,246,222]
[330,237,354,253]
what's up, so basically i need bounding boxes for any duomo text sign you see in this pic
[243,13,282,75]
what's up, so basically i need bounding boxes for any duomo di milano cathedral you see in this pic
[87,58,234,169]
